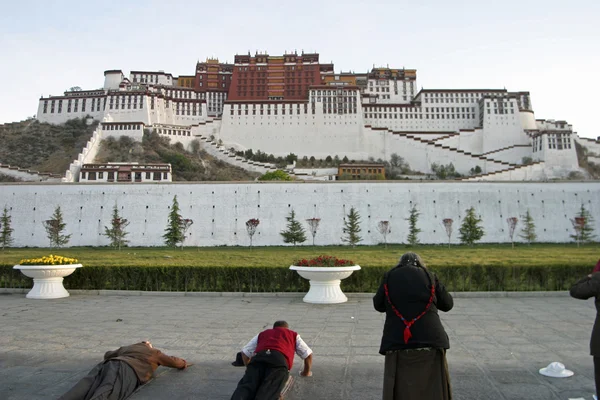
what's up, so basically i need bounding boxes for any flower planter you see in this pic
[289,265,361,304]
[13,264,83,299]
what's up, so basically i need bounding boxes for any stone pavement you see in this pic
[0,292,597,400]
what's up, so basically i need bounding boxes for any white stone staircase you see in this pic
[193,134,298,177]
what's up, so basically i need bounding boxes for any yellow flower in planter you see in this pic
[19,255,79,266]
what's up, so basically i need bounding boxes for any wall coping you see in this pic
[0,288,570,298]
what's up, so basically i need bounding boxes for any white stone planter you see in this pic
[13,264,83,299]
[289,265,361,304]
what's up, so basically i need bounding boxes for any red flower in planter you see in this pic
[293,255,355,267]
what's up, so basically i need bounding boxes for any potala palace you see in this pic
[35,51,599,182]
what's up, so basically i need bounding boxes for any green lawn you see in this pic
[1,243,598,268]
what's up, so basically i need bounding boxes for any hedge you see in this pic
[0,264,591,292]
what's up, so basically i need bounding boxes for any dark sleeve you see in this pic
[570,274,600,300]
[373,273,387,313]
[103,347,122,360]
[434,277,454,312]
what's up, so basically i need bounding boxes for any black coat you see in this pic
[570,272,600,356]
[374,265,454,355]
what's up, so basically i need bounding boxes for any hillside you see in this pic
[95,131,259,181]
[0,117,97,174]
[0,118,258,182]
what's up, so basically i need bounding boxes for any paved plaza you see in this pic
[0,291,597,400]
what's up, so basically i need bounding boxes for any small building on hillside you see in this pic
[79,162,172,183]
[337,163,385,180]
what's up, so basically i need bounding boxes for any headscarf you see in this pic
[396,252,426,269]
[593,259,600,274]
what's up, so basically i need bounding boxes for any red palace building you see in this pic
[228,52,334,101]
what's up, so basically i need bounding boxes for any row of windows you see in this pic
[321,105,358,115]
[43,98,104,114]
[82,171,168,181]
[109,102,143,110]
[365,113,476,120]
[486,109,515,115]
[157,129,191,136]
[103,124,143,131]
[423,98,479,104]
[548,134,572,150]
[424,92,490,98]
[230,104,310,115]
[198,75,228,81]
[229,104,310,115]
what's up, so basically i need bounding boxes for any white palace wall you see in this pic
[1,181,598,248]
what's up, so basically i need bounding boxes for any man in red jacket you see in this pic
[59,341,188,400]
[231,321,313,400]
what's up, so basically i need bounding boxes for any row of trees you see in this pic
[0,202,596,249]
[249,204,596,247]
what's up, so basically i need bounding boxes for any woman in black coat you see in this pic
[373,252,454,400]
[570,259,600,399]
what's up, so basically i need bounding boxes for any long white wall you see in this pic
[1,181,598,247]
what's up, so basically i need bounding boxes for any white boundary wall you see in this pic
[0,181,598,247]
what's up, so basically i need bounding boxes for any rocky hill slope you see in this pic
[0,117,258,182]
[0,118,97,174]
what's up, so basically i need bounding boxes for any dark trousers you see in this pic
[58,360,140,400]
[231,350,289,400]
[594,356,600,396]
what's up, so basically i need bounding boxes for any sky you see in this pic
[0,0,598,138]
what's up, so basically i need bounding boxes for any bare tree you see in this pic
[442,218,453,248]
[245,218,260,247]
[377,220,391,248]
[571,216,586,248]
[305,218,321,246]
[506,217,518,249]
[180,218,193,249]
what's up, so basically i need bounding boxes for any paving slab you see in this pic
[0,293,597,400]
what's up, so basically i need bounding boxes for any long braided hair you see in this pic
[384,252,436,343]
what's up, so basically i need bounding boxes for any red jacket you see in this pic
[255,327,298,369]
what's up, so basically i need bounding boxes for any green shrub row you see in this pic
[0,264,590,292]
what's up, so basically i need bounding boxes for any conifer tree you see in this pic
[406,204,421,246]
[570,204,596,246]
[0,206,14,250]
[104,204,130,250]
[459,207,484,246]
[43,206,71,248]
[519,209,537,245]
[163,196,186,247]
[341,206,362,247]
[280,209,307,246]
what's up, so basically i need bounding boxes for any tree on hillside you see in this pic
[406,204,421,246]
[43,206,71,248]
[389,153,410,175]
[163,196,193,248]
[258,170,292,181]
[0,206,14,250]
[519,210,537,245]
[431,162,461,180]
[281,210,307,246]
[377,220,391,248]
[459,207,484,246]
[570,204,596,247]
[342,207,362,247]
[104,204,130,250]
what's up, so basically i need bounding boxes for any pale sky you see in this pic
[1,0,598,138]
